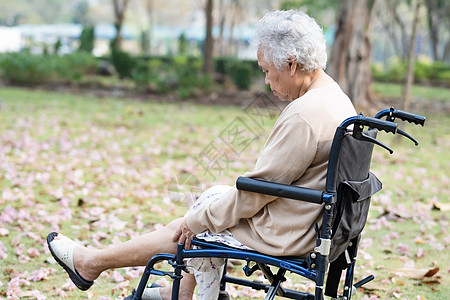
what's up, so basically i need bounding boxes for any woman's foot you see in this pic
[47,232,105,289]
[47,232,95,290]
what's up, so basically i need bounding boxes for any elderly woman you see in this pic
[47,10,356,300]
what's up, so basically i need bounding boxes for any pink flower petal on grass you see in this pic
[417,248,425,258]
[14,244,26,256]
[28,290,47,300]
[60,197,70,207]
[19,255,31,263]
[398,243,410,255]
[0,227,9,236]
[111,271,125,282]
[27,267,54,282]
[1,206,17,223]
[56,288,68,298]
[0,241,8,259]
[27,248,40,258]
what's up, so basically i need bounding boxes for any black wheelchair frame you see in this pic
[131,107,425,300]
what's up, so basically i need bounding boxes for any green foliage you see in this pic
[140,30,150,54]
[0,51,97,85]
[0,52,54,85]
[111,48,137,79]
[54,38,62,55]
[227,59,253,90]
[58,52,97,81]
[279,0,337,28]
[78,25,95,53]
[133,58,175,93]
[132,55,212,98]
[214,57,232,74]
[372,58,450,86]
[178,32,189,56]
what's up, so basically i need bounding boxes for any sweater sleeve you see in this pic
[186,114,318,234]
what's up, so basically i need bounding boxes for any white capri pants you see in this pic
[186,185,251,300]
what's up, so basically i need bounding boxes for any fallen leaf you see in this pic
[432,201,450,212]
[390,267,440,279]
[421,279,441,285]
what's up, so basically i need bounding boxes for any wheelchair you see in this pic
[130,107,425,300]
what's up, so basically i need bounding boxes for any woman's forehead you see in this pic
[257,48,269,67]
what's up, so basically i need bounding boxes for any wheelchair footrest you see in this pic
[353,275,374,288]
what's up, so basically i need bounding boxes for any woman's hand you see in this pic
[172,219,196,249]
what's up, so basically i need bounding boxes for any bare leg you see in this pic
[69,217,196,299]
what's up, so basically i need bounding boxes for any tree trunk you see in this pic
[424,0,439,60]
[328,0,378,112]
[403,0,422,112]
[112,0,130,50]
[228,0,238,56]
[203,0,214,75]
[218,0,226,56]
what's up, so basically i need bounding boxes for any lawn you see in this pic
[0,86,448,299]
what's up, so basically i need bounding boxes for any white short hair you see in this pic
[252,10,327,72]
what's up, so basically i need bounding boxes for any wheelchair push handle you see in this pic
[374,107,426,126]
[358,116,397,134]
[394,110,426,126]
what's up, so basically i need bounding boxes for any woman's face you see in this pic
[257,48,299,101]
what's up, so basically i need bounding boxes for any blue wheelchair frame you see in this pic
[131,107,425,300]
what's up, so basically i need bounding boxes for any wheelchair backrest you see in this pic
[326,128,382,262]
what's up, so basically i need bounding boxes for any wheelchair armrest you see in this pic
[236,177,326,204]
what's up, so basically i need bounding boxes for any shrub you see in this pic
[132,55,213,97]
[58,52,97,82]
[79,26,95,53]
[372,57,450,86]
[436,69,450,86]
[133,58,174,93]
[227,60,253,90]
[414,59,434,82]
[111,48,136,79]
[0,52,97,85]
[0,52,55,85]
[178,33,188,56]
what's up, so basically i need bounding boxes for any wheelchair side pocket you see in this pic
[329,172,382,262]
[344,172,382,203]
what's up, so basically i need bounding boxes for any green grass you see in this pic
[372,81,450,101]
[0,85,448,299]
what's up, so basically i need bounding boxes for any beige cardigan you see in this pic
[186,82,357,256]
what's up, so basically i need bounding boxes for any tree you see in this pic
[279,0,338,28]
[79,25,95,53]
[178,32,188,56]
[327,0,379,111]
[112,0,131,50]
[403,0,422,111]
[73,0,90,24]
[384,0,409,59]
[203,0,214,75]
[145,0,154,55]
[424,0,450,61]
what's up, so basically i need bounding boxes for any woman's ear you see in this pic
[289,61,298,77]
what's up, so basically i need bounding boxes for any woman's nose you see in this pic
[265,75,270,85]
